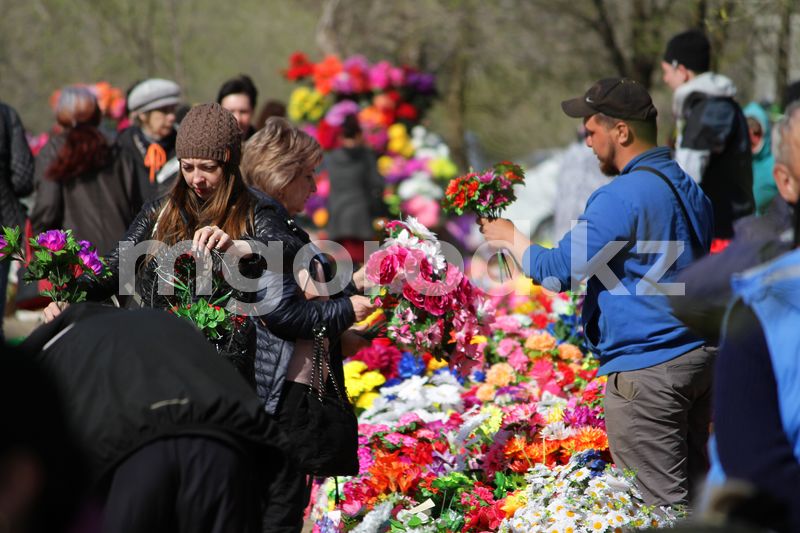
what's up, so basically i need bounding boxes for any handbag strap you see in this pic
[636,166,704,257]
[308,323,348,404]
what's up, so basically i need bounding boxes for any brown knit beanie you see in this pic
[176,102,242,166]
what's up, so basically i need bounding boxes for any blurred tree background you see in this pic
[1,0,797,166]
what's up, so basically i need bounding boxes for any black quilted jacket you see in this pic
[0,102,34,228]
[248,191,356,414]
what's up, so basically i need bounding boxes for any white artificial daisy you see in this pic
[404,216,438,242]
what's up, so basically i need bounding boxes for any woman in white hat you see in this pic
[115,78,182,206]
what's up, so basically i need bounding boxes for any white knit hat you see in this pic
[127,78,181,114]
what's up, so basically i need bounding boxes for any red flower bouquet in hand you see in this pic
[365,217,488,374]
[442,161,525,218]
[443,161,525,279]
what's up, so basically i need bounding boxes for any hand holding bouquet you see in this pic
[443,162,525,278]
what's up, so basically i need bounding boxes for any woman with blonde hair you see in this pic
[241,117,375,532]
[32,86,139,255]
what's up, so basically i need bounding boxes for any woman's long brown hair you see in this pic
[151,162,254,245]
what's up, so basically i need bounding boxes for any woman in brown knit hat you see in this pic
[41,103,268,381]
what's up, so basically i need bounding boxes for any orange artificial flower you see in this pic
[572,426,609,452]
[557,343,584,362]
[313,55,343,95]
[525,332,557,352]
[486,362,515,388]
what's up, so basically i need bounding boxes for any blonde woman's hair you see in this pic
[240,117,323,200]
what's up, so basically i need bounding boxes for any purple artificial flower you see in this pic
[36,230,67,252]
[78,249,104,275]
[78,239,92,252]
[406,71,436,94]
[324,99,360,127]
[0,235,7,257]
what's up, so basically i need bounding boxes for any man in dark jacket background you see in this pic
[661,30,754,240]
[0,101,34,343]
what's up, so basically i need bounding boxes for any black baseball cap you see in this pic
[561,78,658,121]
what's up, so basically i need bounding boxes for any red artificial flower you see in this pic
[396,102,418,121]
[284,51,314,81]
[315,120,341,150]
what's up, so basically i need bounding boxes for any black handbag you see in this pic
[285,323,359,477]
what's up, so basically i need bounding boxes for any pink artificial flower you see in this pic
[423,295,448,316]
[491,315,523,335]
[506,347,529,373]
[402,285,425,309]
[78,249,104,275]
[36,230,67,251]
[496,338,519,357]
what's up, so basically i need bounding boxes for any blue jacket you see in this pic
[523,147,713,374]
[731,249,800,461]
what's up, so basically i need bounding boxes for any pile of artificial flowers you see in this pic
[283,52,458,230]
[307,231,679,531]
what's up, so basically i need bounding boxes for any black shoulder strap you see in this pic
[636,166,705,257]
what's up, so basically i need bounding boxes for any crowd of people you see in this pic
[2,27,800,533]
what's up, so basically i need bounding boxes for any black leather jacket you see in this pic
[249,192,356,414]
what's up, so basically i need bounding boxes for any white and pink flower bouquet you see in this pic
[0,226,109,303]
[364,217,488,374]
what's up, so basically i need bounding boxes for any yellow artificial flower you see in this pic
[387,123,408,140]
[428,157,458,180]
[479,405,504,435]
[344,360,368,379]
[378,155,394,176]
[470,335,488,345]
[361,370,386,390]
[355,391,380,410]
[546,405,564,423]
[501,491,527,517]
[427,357,449,372]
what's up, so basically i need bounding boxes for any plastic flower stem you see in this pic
[210,290,232,307]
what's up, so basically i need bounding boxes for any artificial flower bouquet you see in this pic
[443,161,526,278]
[0,226,108,303]
[156,252,253,377]
[442,161,525,218]
[364,217,488,374]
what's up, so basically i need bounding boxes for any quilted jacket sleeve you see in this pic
[82,200,161,301]
[246,200,356,340]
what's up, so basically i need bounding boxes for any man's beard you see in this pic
[597,145,619,176]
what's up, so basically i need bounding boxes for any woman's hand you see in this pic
[352,265,367,292]
[349,295,377,322]
[192,225,232,255]
[42,301,68,323]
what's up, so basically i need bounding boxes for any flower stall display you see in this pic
[364,217,488,374]
[305,221,680,531]
[282,52,457,232]
[0,226,109,303]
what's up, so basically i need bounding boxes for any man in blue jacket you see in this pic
[480,78,714,509]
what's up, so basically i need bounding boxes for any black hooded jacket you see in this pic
[20,303,289,484]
